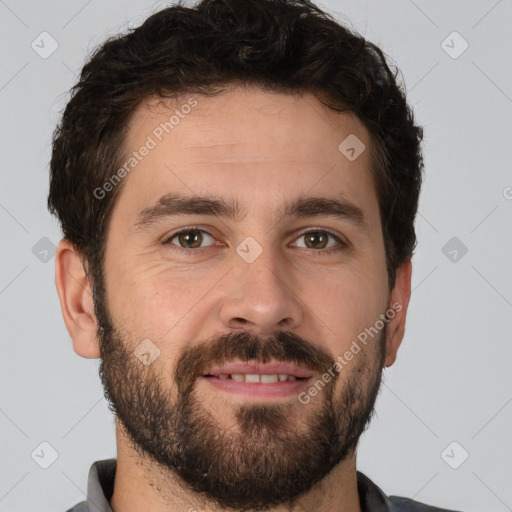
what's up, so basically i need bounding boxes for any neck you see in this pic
[110,421,362,512]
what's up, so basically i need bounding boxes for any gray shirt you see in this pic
[65,459,462,512]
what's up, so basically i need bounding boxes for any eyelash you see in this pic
[162,226,348,256]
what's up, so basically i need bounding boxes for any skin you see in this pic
[55,85,412,512]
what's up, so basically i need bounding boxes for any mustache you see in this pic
[174,330,335,394]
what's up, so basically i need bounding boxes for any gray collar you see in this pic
[81,459,402,512]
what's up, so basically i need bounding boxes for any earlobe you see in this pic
[384,260,412,368]
[55,239,101,359]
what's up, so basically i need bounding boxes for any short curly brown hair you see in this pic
[48,0,423,289]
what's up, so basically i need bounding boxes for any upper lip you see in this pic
[204,361,313,379]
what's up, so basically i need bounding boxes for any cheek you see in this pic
[300,264,387,352]
[105,255,220,345]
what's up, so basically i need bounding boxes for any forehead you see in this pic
[126,87,368,161]
[115,86,379,227]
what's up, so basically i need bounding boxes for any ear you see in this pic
[384,260,412,368]
[55,239,100,358]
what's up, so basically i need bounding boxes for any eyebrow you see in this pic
[134,193,368,231]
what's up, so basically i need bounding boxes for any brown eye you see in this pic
[167,229,215,249]
[304,232,329,249]
[293,230,344,251]
[177,230,202,248]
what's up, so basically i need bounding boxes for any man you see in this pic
[48,0,459,511]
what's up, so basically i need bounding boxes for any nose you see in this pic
[219,250,303,335]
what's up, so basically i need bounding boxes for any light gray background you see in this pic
[1,1,511,511]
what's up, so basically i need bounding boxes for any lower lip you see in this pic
[200,376,311,399]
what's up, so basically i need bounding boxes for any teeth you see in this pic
[260,374,278,383]
[217,374,299,383]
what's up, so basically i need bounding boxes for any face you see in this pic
[92,86,399,509]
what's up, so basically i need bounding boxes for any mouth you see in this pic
[207,374,304,383]
[200,361,313,399]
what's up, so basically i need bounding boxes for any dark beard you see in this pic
[92,275,386,511]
